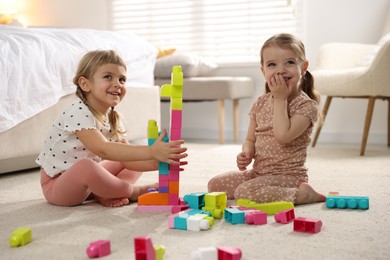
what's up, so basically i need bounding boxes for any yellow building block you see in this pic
[237,199,294,215]
[147,120,159,139]
[9,227,32,247]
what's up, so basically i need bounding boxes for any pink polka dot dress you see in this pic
[208,90,318,203]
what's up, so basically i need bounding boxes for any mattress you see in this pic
[0,25,158,132]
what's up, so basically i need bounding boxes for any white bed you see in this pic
[0,25,161,174]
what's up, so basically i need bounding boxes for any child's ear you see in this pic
[78,76,91,92]
[302,61,309,76]
[260,66,265,76]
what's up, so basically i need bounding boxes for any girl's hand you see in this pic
[268,73,290,100]
[237,151,252,171]
[151,129,188,165]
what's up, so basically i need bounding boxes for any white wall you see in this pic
[15,0,390,144]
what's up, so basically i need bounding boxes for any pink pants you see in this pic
[40,158,142,206]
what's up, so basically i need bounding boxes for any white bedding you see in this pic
[0,25,158,132]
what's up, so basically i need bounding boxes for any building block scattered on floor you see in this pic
[274,208,295,224]
[191,246,242,260]
[154,244,166,260]
[169,208,213,231]
[237,199,294,215]
[191,246,218,260]
[134,236,157,260]
[293,217,322,234]
[326,195,369,210]
[183,192,207,209]
[201,192,227,219]
[224,208,246,224]
[86,240,111,258]
[9,227,32,247]
[245,210,267,225]
[218,246,242,260]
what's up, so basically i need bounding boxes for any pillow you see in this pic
[154,52,218,78]
[157,47,176,59]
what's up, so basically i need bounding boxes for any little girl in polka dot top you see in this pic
[208,34,326,205]
[36,50,187,207]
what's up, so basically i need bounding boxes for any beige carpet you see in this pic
[1,143,389,260]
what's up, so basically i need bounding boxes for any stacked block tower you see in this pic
[138,66,184,212]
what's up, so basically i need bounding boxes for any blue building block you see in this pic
[224,208,245,224]
[183,192,207,209]
[326,195,369,210]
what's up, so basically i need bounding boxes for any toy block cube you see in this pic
[274,208,295,224]
[159,162,169,174]
[217,246,242,260]
[134,236,156,260]
[171,65,184,88]
[191,246,218,260]
[148,138,156,146]
[86,240,111,258]
[245,211,267,225]
[224,208,245,224]
[168,193,180,205]
[9,227,32,247]
[169,170,180,181]
[326,195,369,210]
[159,186,169,193]
[187,214,211,231]
[293,217,322,234]
[170,97,183,111]
[154,244,166,260]
[169,181,179,194]
[170,110,182,129]
[184,192,207,209]
[147,120,159,139]
[170,128,181,141]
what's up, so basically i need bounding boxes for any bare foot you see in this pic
[95,196,129,207]
[295,182,326,205]
[129,183,159,202]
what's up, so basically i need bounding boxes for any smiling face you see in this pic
[261,46,308,97]
[79,63,127,115]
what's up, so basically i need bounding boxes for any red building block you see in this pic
[293,217,322,234]
[274,208,295,224]
[217,246,242,260]
[134,236,156,260]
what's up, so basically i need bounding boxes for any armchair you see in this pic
[311,13,390,155]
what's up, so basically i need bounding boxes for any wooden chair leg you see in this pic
[388,98,390,146]
[218,99,225,144]
[312,96,332,147]
[233,99,239,143]
[360,97,376,156]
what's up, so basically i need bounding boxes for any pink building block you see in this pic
[134,236,156,260]
[170,110,182,129]
[86,240,111,258]
[245,211,267,225]
[217,246,242,260]
[293,217,322,234]
[274,208,295,224]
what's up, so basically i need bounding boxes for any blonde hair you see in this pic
[260,33,320,104]
[73,50,127,139]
